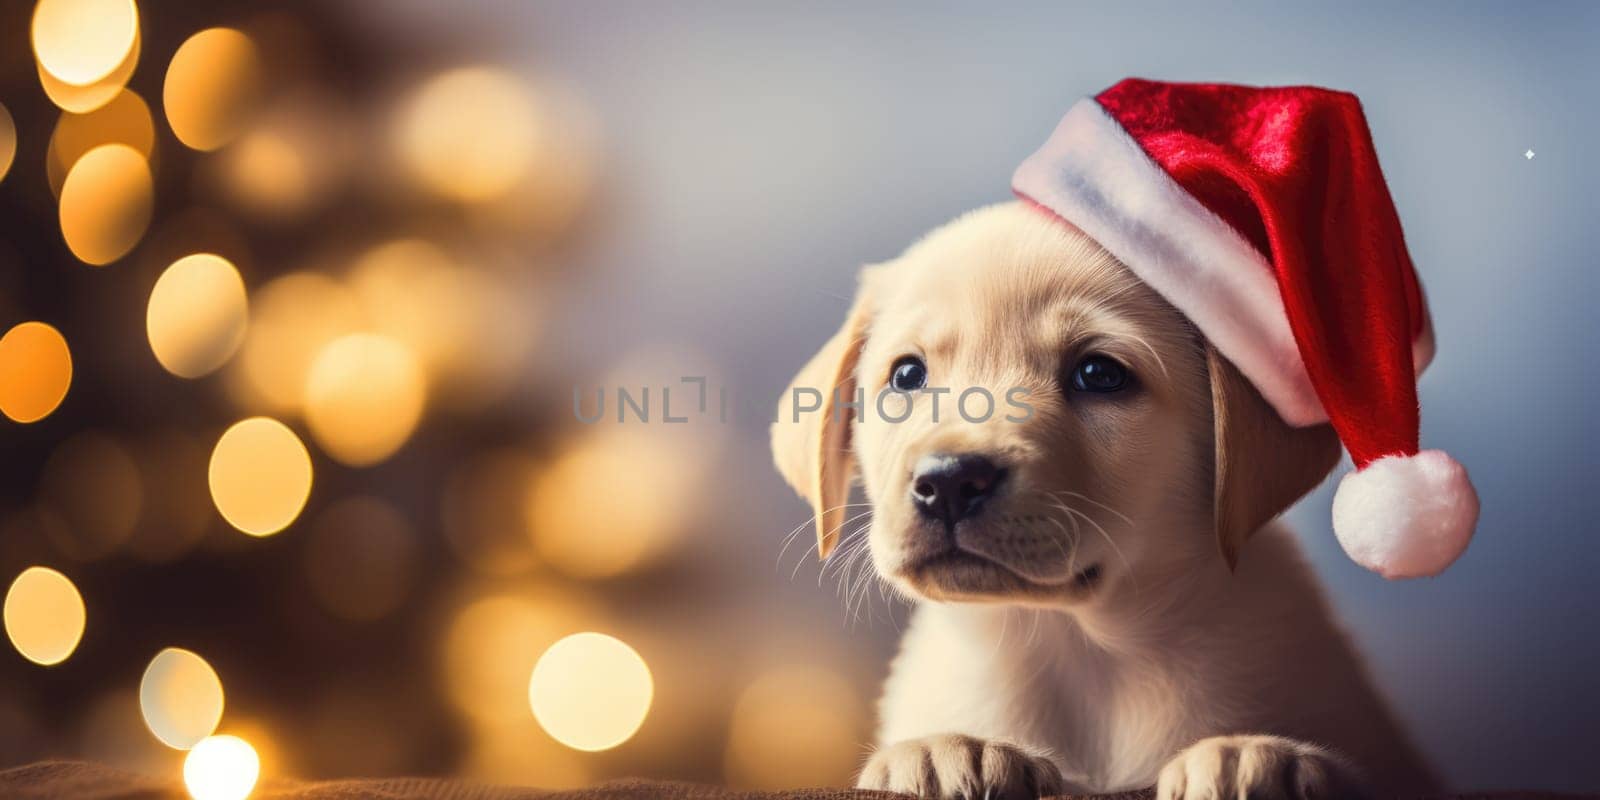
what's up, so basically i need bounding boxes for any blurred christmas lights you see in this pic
[163,28,262,151]
[207,417,313,536]
[58,143,153,265]
[228,271,362,414]
[140,647,225,750]
[529,426,706,579]
[0,0,862,791]
[0,321,72,423]
[32,0,142,114]
[31,0,140,86]
[303,332,426,466]
[444,589,592,724]
[146,254,249,379]
[395,67,539,202]
[183,734,259,800]
[46,89,156,197]
[3,566,86,666]
[0,104,15,183]
[528,632,654,752]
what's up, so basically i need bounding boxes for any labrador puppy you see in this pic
[772,202,1438,799]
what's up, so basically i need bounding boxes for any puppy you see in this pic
[772,202,1438,799]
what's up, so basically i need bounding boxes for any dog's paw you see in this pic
[1156,735,1366,800]
[857,734,1064,799]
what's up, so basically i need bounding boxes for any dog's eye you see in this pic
[1071,355,1129,393]
[889,356,927,391]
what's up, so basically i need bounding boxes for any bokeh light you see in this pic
[3,567,86,666]
[0,321,72,423]
[220,130,309,217]
[346,239,471,379]
[304,497,417,622]
[528,632,653,752]
[395,67,539,202]
[34,18,142,114]
[147,253,249,378]
[37,431,144,560]
[140,647,225,749]
[442,589,589,723]
[47,89,155,197]
[163,28,262,151]
[303,333,426,466]
[0,103,15,183]
[724,666,863,789]
[31,0,140,86]
[58,142,153,265]
[230,271,362,413]
[529,426,706,579]
[183,734,259,800]
[208,417,313,536]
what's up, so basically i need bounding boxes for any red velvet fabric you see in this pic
[1095,79,1427,467]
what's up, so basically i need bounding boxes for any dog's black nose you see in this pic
[910,453,1006,526]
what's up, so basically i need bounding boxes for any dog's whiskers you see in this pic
[1048,493,1139,596]
[777,503,873,570]
[1056,491,1133,527]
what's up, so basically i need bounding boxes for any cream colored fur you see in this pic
[772,203,1437,799]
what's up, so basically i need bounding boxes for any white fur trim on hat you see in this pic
[1331,450,1479,579]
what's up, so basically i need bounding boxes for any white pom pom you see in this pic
[1331,450,1479,579]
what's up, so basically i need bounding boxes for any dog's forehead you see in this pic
[874,203,1133,324]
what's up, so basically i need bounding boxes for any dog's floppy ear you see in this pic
[1208,343,1342,568]
[771,281,874,560]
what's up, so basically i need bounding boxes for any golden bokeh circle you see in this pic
[183,735,259,800]
[208,417,313,536]
[529,428,702,579]
[0,321,72,423]
[221,130,309,216]
[59,143,153,266]
[346,239,472,378]
[47,89,155,197]
[163,27,261,151]
[395,68,540,202]
[3,567,86,666]
[230,271,362,413]
[139,647,225,749]
[0,104,15,183]
[304,333,426,466]
[528,632,653,752]
[31,0,139,86]
[146,253,249,378]
[442,589,590,723]
[35,21,141,114]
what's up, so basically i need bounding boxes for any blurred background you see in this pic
[1,1,1597,797]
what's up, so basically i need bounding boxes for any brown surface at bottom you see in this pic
[0,761,1589,800]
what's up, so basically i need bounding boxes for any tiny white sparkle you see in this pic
[1525,149,1536,160]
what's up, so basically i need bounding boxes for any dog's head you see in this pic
[772,203,1341,606]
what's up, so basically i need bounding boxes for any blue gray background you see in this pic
[364,2,1600,791]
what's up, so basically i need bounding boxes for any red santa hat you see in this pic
[1013,78,1478,579]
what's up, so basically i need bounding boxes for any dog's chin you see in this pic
[892,549,1104,605]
